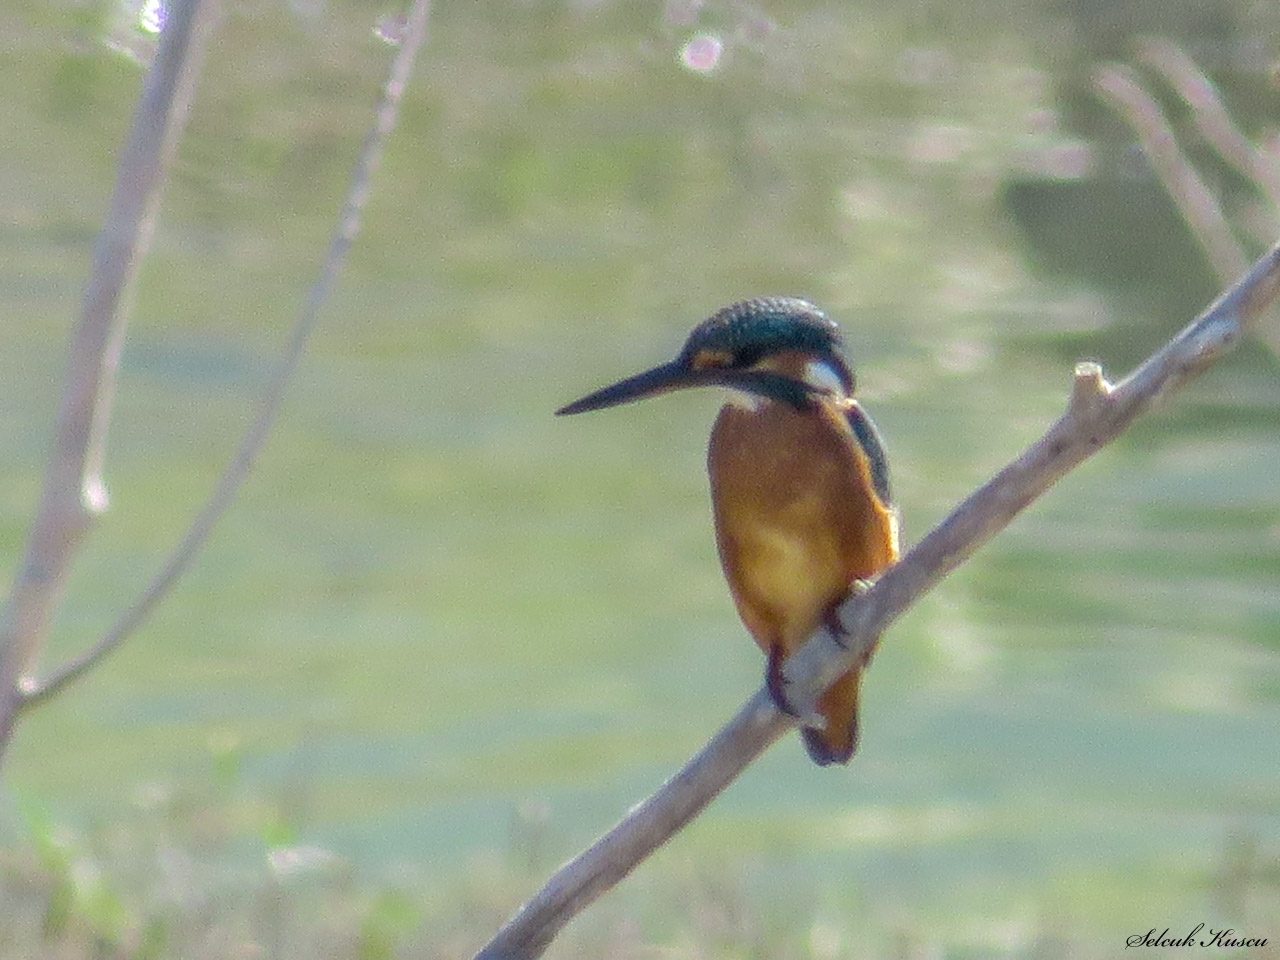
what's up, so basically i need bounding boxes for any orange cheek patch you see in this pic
[691,348,735,370]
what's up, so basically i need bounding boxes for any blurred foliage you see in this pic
[0,758,1276,958]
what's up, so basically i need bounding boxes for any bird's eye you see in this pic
[690,348,735,370]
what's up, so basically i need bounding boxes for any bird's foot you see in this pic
[766,645,826,730]
[824,607,847,648]
[765,645,798,716]
[826,579,873,649]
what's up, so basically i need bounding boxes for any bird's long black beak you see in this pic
[557,361,704,415]
[557,361,818,415]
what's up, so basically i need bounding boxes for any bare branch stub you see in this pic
[790,239,1280,710]
[472,239,1280,960]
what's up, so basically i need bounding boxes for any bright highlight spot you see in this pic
[267,845,339,880]
[374,12,407,45]
[681,33,723,74]
[138,0,165,34]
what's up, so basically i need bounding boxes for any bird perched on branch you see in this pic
[558,298,899,765]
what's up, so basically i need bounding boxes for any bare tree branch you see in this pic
[1094,63,1247,281]
[474,240,1280,960]
[0,0,217,755]
[1136,37,1280,213]
[1096,49,1280,358]
[16,0,435,717]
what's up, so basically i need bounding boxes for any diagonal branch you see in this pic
[1135,37,1280,214]
[1098,42,1280,360]
[0,0,217,754]
[1094,63,1247,282]
[15,0,435,717]
[474,239,1280,960]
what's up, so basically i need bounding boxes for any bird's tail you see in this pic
[800,663,864,766]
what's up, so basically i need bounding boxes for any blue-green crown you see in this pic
[679,297,852,391]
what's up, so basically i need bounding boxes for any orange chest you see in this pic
[707,399,898,647]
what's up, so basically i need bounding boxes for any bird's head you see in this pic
[556,297,853,416]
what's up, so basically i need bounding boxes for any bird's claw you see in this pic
[766,646,826,730]
[825,579,874,649]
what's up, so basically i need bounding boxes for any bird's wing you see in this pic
[843,401,893,509]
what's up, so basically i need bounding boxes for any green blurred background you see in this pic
[1,0,1278,955]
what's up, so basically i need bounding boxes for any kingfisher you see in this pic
[557,297,899,765]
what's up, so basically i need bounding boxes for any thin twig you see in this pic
[1095,63,1247,281]
[18,0,434,713]
[1136,37,1280,214]
[0,0,216,754]
[474,240,1280,960]
[1096,53,1280,357]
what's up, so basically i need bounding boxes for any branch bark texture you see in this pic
[475,240,1280,960]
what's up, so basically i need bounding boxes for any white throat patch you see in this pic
[723,358,846,412]
[726,388,764,411]
[803,359,847,399]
